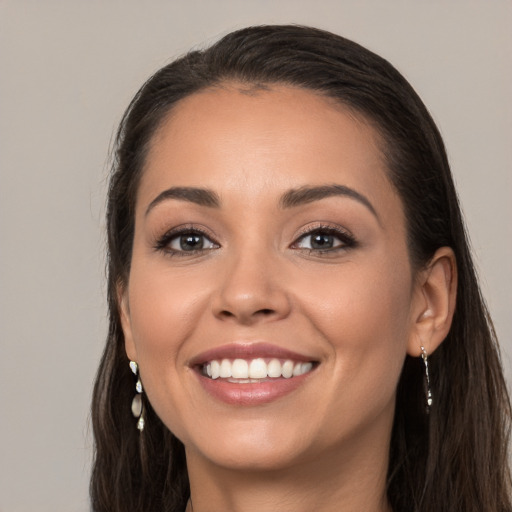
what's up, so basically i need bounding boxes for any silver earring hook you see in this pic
[420,346,433,413]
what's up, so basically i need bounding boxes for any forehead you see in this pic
[138,84,398,215]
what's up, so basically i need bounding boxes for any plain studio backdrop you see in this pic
[0,1,510,511]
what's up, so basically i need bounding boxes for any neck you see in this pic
[185,430,392,512]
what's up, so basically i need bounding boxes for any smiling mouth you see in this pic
[192,345,319,405]
[201,358,315,382]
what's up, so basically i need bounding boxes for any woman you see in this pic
[91,25,511,512]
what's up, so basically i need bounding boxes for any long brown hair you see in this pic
[91,25,512,512]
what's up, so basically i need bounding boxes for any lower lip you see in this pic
[195,371,314,406]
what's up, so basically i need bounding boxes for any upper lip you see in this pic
[189,342,317,367]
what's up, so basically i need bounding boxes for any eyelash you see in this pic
[292,224,357,254]
[154,225,219,257]
[154,224,357,257]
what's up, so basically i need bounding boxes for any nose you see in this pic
[211,247,292,326]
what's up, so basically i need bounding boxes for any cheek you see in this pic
[299,253,411,334]
[125,265,206,439]
[294,255,413,394]
[128,261,205,352]
[125,260,210,412]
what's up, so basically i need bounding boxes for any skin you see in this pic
[120,85,456,512]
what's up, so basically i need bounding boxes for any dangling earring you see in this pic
[420,346,433,414]
[129,361,145,431]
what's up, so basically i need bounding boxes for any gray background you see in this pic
[0,1,510,511]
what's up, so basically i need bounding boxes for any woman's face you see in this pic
[120,85,425,471]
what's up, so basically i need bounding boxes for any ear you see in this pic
[407,247,457,357]
[117,282,138,362]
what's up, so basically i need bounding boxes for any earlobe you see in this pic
[117,283,138,362]
[407,247,457,357]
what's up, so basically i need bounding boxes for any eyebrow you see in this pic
[145,183,378,220]
[279,184,379,219]
[145,187,221,216]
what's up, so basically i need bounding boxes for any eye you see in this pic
[155,227,219,255]
[292,226,356,252]
[169,232,216,251]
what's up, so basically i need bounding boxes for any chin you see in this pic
[195,442,306,472]
[181,417,316,472]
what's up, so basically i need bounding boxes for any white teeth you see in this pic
[282,360,294,378]
[267,358,282,378]
[203,358,314,380]
[249,358,267,379]
[232,359,249,379]
[228,378,261,384]
[301,362,313,374]
[211,360,220,379]
[219,359,232,378]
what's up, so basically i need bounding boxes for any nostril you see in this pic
[218,308,275,319]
